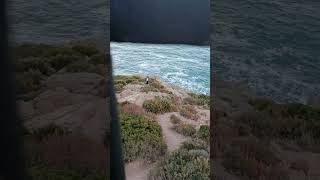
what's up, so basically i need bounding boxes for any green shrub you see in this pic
[198,125,210,141]
[120,113,167,162]
[65,61,96,73]
[180,105,199,120]
[180,139,208,151]
[184,93,210,107]
[49,54,81,70]
[114,75,143,92]
[148,149,209,180]
[141,78,170,93]
[15,57,53,75]
[13,44,56,58]
[89,54,106,65]
[30,124,69,142]
[16,69,43,94]
[170,114,181,124]
[143,96,176,114]
[13,44,80,58]
[223,136,279,178]
[249,97,320,120]
[237,104,320,149]
[72,45,99,57]
[172,123,196,137]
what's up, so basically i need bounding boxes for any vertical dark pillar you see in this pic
[0,0,26,179]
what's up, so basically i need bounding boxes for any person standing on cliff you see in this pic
[145,76,149,84]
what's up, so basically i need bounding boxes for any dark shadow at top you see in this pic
[110,0,210,45]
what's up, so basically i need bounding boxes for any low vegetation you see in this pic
[65,60,96,73]
[28,124,70,142]
[172,122,196,137]
[170,114,181,124]
[149,139,209,180]
[89,54,107,65]
[197,125,210,142]
[120,113,167,162]
[223,136,280,179]
[114,75,144,92]
[14,43,108,179]
[213,97,320,179]
[24,125,106,180]
[16,70,43,94]
[119,102,154,119]
[183,93,210,108]
[143,96,176,114]
[240,98,320,151]
[141,78,170,93]
[180,105,199,120]
[13,43,106,95]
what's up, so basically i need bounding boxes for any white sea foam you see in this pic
[111,42,210,95]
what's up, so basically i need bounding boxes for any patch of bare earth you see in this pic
[125,160,156,180]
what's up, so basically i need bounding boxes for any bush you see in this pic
[13,44,81,58]
[120,113,167,162]
[184,93,210,107]
[114,75,143,92]
[148,149,209,180]
[223,136,279,178]
[180,105,199,120]
[170,114,181,124]
[143,96,176,114]
[172,123,196,137]
[30,124,69,142]
[16,69,43,94]
[15,57,53,75]
[24,133,107,180]
[180,139,209,151]
[65,61,96,73]
[198,125,210,141]
[89,54,106,65]
[237,104,320,149]
[49,54,81,71]
[119,102,147,116]
[72,45,99,57]
[249,97,320,120]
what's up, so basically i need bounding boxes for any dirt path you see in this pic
[125,160,155,180]
[125,112,191,180]
[156,112,190,152]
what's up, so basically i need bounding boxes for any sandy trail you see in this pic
[125,112,190,180]
[125,160,155,180]
[156,112,191,152]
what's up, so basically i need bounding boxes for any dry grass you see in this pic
[170,114,182,124]
[179,105,199,120]
[172,122,196,137]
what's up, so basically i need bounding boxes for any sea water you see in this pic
[9,0,320,102]
[111,42,210,95]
